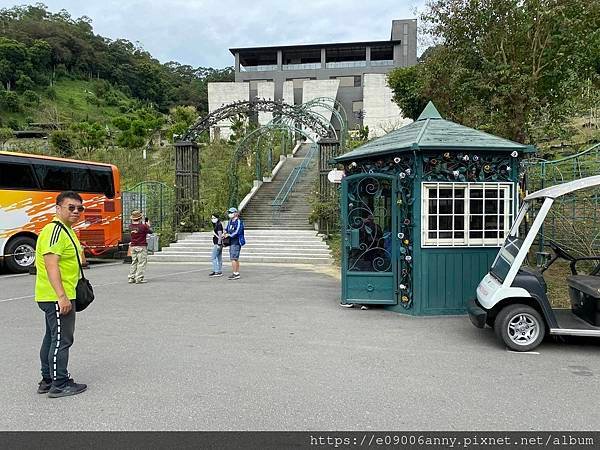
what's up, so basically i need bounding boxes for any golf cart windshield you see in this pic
[490,234,525,282]
[488,200,531,283]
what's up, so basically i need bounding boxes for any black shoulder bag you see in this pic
[52,221,95,312]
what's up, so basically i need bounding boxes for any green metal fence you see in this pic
[524,143,600,260]
[122,181,176,244]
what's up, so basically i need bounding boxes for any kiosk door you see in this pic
[341,174,397,305]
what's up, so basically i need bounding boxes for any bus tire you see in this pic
[4,236,36,273]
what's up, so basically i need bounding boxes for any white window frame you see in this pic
[421,182,515,247]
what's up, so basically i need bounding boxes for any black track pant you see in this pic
[38,301,76,387]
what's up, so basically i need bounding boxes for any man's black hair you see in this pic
[56,191,83,205]
[211,213,221,220]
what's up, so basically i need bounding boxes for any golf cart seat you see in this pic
[567,275,600,298]
[567,275,600,326]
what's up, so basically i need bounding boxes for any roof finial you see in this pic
[417,101,443,121]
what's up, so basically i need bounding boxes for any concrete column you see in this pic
[366,46,371,67]
[234,52,240,73]
[321,48,326,69]
[277,50,282,70]
[393,44,402,66]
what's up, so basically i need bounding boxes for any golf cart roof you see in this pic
[525,175,600,201]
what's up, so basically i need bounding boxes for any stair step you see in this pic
[161,245,330,255]
[148,254,333,264]
[171,242,327,247]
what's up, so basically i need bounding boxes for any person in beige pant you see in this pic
[128,210,152,284]
[128,246,148,283]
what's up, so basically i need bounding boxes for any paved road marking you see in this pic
[0,268,206,303]
[0,295,33,303]
[0,273,30,279]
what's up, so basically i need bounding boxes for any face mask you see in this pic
[211,217,218,223]
[228,213,234,219]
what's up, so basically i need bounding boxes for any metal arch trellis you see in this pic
[227,122,317,206]
[182,99,333,142]
[175,98,341,230]
[301,97,348,149]
[297,104,339,140]
[305,96,348,128]
[261,100,338,142]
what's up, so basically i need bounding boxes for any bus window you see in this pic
[89,167,115,198]
[33,163,115,198]
[33,164,71,191]
[0,162,39,190]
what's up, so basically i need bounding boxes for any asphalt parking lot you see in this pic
[1,262,599,431]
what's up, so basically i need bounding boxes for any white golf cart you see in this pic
[468,175,600,351]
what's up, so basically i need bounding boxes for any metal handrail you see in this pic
[271,144,318,221]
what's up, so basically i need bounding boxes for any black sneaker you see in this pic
[340,303,355,308]
[37,379,52,394]
[208,272,217,277]
[47,379,87,398]
[227,273,240,280]
[213,272,223,277]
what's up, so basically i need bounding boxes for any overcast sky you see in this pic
[1,0,426,68]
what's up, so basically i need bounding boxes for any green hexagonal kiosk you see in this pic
[335,101,535,315]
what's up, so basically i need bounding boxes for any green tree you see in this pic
[112,107,164,149]
[389,0,600,143]
[15,74,35,93]
[387,65,429,120]
[49,130,76,157]
[0,90,20,111]
[167,105,197,141]
[71,121,107,154]
[0,127,13,149]
[0,37,30,90]
[22,89,40,106]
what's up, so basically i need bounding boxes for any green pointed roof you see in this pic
[336,102,534,162]
[417,101,442,120]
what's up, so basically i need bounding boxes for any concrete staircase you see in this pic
[148,229,333,265]
[148,143,334,266]
[242,144,316,230]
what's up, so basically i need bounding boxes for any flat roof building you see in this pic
[209,19,417,139]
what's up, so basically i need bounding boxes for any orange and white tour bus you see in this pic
[0,151,122,272]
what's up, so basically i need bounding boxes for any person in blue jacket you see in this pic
[223,207,245,280]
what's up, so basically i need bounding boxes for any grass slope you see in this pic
[2,79,132,128]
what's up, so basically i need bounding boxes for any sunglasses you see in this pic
[59,204,85,212]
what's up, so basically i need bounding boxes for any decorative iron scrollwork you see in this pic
[422,152,515,182]
[345,154,416,309]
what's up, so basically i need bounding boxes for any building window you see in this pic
[352,101,363,112]
[421,182,514,247]
[370,44,393,63]
[354,75,361,87]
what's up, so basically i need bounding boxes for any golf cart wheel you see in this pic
[494,304,546,352]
